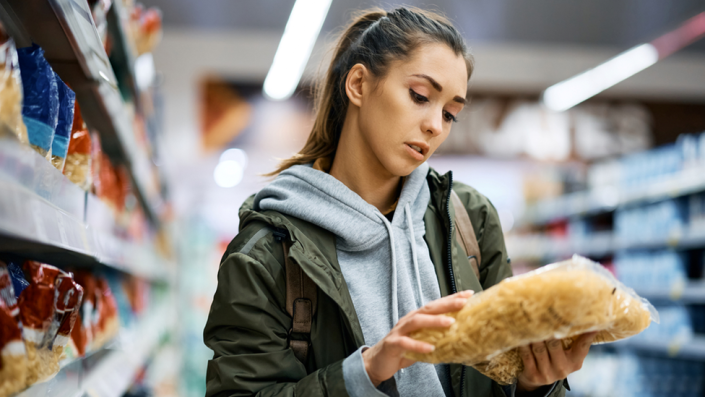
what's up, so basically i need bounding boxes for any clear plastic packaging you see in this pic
[16,44,59,160]
[50,74,75,172]
[0,38,28,144]
[63,103,92,190]
[406,255,659,385]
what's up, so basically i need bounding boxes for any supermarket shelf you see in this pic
[17,303,173,397]
[0,0,164,226]
[507,227,705,261]
[614,335,705,361]
[0,137,171,281]
[106,0,139,102]
[519,167,705,227]
[634,282,705,303]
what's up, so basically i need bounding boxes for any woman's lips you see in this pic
[405,143,425,161]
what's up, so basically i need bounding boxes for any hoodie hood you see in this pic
[254,162,431,253]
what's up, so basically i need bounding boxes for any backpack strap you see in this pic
[279,231,317,364]
[450,190,481,280]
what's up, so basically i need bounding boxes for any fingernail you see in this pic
[428,345,435,352]
[445,317,456,325]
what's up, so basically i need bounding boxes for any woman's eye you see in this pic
[444,111,458,123]
[409,89,429,104]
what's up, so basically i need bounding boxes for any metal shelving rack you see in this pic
[0,0,173,395]
[0,0,163,226]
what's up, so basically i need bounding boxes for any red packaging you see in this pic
[71,271,97,356]
[51,273,83,360]
[18,261,62,384]
[0,261,26,396]
[18,261,60,345]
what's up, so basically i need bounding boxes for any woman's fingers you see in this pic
[388,336,436,354]
[418,290,473,314]
[398,313,455,334]
[531,342,551,381]
[518,345,537,374]
[568,332,598,365]
[545,339,570,378]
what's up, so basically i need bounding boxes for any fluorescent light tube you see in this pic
[263,0,332,101]
[543,44,658,112]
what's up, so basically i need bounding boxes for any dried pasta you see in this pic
[406,255,658,385]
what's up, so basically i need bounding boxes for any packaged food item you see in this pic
[0,37,28,144]
[18,261,62,384]
[92,277,119,349]
[51,273,83,363]
[63,103,92,190]
[0,262,27,397]
[71,271,96,357]
[92,134,124,212]
[131,3,162,55]
[16,44,59,160]
[407,255,659,385]
[50,75,75,171]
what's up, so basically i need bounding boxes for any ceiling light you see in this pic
[263,0,332,101]
[213,160,244,188]
[543,11,705,112]
[220,148,248,168]
[543,44,658,112]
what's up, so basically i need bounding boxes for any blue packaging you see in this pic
[16,44,59,157]
[51,72,75,170]
[6,261,28,298]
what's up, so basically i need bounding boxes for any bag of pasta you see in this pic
[0,36,28,143]
[406,255,659,385]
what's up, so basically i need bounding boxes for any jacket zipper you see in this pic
[444,172,467,397]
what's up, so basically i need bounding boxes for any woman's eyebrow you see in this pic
[411,73,467,104]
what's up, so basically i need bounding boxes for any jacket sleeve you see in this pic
[204,251,349,397]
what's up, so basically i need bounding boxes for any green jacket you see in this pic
[204,168,568,397]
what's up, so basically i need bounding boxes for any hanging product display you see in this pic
[63,103,92,190]
[0,37,28,144]
[406,255,658,385]
[16,44,59,160]
[50,75,76,171]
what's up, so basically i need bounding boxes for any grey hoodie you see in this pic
[254,161,451,397]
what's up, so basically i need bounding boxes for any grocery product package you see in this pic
[0,262,27,397]
[71,271,96,357]
[16,44,59,160]
[406,255,659,385]
[63,103,92,190]
[50,74,75,171]
[50,274,83,364]
[0,37,28,144]
[92,277,120,349]
[17,261,81,384]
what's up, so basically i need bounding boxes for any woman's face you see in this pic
[355,43,468,177]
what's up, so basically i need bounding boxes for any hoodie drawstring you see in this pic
[377,204,426,332]
[379,216,399,330]
[405,203,425,308]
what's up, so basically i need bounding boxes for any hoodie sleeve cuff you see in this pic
[343,346,397,397]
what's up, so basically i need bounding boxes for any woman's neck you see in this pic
[329,115,402,214]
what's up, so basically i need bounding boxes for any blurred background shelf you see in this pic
[0,0,164,226]
[519,168,705,227]
[614,335,705,361]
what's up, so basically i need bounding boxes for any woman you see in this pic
[204,7,595,397]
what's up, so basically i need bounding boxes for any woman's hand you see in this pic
[361,290,474,386]
[516,331,598,393]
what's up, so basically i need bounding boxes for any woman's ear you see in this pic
[345,63,367,108]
